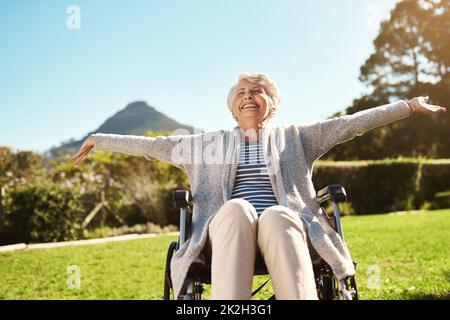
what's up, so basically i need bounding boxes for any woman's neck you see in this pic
[238,126,263,142]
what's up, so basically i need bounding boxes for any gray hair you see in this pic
[227,72,281,119]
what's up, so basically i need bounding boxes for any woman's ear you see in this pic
[269,107,276,117]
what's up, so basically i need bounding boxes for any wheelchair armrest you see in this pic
[173,190,193,246]
[317,184,347,204]
[172,190,192,208]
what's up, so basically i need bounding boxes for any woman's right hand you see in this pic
[71,135,96,167]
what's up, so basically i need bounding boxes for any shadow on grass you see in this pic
[402,292,450,300]
[400,269,450,300]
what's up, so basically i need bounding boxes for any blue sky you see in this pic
[0,0,399,153]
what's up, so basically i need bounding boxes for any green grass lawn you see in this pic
[0,209,449,300]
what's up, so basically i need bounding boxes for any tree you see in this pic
[326,0,449,160]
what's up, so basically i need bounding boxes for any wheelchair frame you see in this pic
[164,184,358,300]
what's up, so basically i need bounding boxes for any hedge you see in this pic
[313,158,450,214]
[1,183,85,244]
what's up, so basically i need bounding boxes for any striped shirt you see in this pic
[231,140,278,215]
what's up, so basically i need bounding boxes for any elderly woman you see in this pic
[72,72,446,300]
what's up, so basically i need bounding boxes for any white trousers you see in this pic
[205,198,318,300]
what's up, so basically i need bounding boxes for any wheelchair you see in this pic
[164,184,358,300]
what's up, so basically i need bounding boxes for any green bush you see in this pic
[1,183,85,245]
[313,158,450,214]
[420,162,450,200]
[322,200,355,216]
[430,191,450,209]
[49,151,190,228]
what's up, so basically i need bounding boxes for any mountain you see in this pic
[47,101,199,159]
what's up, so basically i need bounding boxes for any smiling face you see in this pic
[231,79,272,126]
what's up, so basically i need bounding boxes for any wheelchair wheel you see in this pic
[344,274,359,300]
[163,241,178,300]
[338,261,359,300]
[314,262,358,300]
[315,265,337,300]
[317,274,336,300]
[175,279,204,300]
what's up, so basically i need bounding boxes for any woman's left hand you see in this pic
[407,96,446,114]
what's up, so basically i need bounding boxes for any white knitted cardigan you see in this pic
[92,100,412,299]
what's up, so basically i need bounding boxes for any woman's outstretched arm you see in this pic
[71,132,195,169]
[299,97,446,164]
